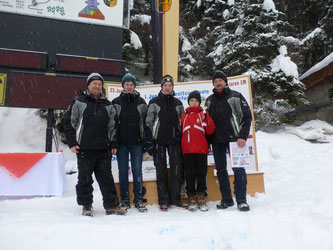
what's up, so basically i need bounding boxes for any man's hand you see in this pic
[237,138,246,148]
[111,148,117,155]
[70,145,80,153]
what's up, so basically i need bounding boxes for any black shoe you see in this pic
[120,201,131,209]
[135,201,148,213]
[237,202,250,212]
[160,204,168,212]
[216,199,234,209]
[169,202,189,210]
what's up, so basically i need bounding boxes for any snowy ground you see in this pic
[1,108,333,250]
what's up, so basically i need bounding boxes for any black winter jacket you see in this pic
[64,90,118,150]
[205,87,252,144]
[112,91,148,145]
[146,90,184,145]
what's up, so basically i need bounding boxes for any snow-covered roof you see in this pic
[300,52,333,80]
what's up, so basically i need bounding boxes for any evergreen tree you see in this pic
[179,0,307,128]
[123,0,153,83]
[298,0,333,73]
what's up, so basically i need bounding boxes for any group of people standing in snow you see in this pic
[63,70,252,217]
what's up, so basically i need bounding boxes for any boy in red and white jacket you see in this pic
[181,90,215,212]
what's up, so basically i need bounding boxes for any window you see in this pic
[328,88,333,101]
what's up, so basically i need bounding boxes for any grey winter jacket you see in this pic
[146,90,184,145]
[64,90,118,150]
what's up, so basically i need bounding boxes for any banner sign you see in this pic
[0,74,7,106]
[105,75,259,182]
[0,0,126,28]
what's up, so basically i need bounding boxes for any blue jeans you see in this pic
[117,144,143,203]
[212,143,247,203]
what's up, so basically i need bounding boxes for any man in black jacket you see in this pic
[146,75,186,211]
[112,73,148,212]
[205,70,252,212]
[64,72,126,216]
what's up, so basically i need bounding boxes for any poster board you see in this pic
[0,0,128,28]
[105,75,259,182]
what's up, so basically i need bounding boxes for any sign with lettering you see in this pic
[106,75,259,176]
[0,0,128,28]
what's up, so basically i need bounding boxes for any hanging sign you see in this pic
[0,0,126,28]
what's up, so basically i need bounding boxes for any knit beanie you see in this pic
[212,70,228,85]
[122,73,136,88]
[188,90,201,105]
[87,72,104,86]
[160,74,174,87]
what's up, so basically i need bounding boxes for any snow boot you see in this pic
[197,193,209,212]
[237,202,250,212]
[169,202,189,210]
[160,204,168,212]
[188,195,198,212]
[105,206,127,215]
[135,201,148,213]
[82,204,93,217]
[216,199,234,209]
[120,201,131,209]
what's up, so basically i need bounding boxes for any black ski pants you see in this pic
[183,153,208,196]
[76,149,119,209]
[153,143,183,205]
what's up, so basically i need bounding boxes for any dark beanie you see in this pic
[188,90,201,105]
[87,72,104,86]
[160,74,174,87]
[212,70,228,85]
[122,73,136,88]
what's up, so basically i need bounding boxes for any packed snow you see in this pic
[223,9,230,19]
[300,51,333,80]
[131,14,151,25]
[130,31,143,50]
[270,45,299,78]
[1,107,333,250]
[227,0,235,6]
[301,27,322,45]
[262,0,277,13]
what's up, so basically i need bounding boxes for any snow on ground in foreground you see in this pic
[1,108,333,250]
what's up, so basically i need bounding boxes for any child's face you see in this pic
[189,98,200,108]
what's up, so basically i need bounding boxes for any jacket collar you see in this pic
[120,90,140,98]
[159,90,175,98]
[120,90,140,102]
[84,89,106,100]
[186,106,203,113]
[213,87,229,97]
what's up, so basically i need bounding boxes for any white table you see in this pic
[0,152,67,196]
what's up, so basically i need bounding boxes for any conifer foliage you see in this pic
[123,0,152,83]
[124,0,332,128]
[179,0,306,128]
